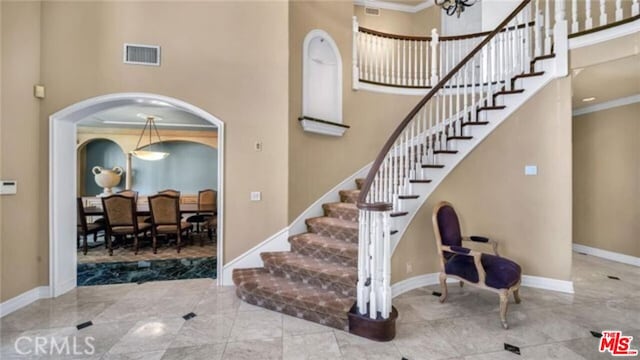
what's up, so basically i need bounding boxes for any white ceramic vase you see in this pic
[92,166,124,197]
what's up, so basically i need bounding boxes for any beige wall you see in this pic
[392,78,574,282]
[354,5,441,36]
[1,1,44,302]
[573,103,640,257]
[288,0,422,221]
[1,1,289,302]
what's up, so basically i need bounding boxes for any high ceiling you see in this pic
[571,54,640,110]
[78,103,217,132]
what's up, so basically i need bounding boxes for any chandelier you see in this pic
[435,0,477,17]
[130,116,169,161]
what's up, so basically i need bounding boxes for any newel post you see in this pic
[352,16,360,90]
[553,0,568,77]
[430,28,439,87]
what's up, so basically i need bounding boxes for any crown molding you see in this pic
[573,94,640,117]
[354,0,435,14]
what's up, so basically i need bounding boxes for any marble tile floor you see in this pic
[1,253,638,359]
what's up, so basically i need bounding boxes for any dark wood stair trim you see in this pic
[461,121,489,127]
[349,304,398,342]
[390,230,398,235]
[409,179,432,183]
[511,71,545,88]
[433,150,458,154]
[447,136,473,141]
[398,195,419,200]
[530,53,555,72]
[477,105,506,112]
[422,164,445,168]
[390,212,409,218]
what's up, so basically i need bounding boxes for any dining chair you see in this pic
[77,197,105,255]
[101,194,151,255]
[117,189,139,202]
[186,189,216,245]
[158,189,181,197]
[148,194,193,253]
[432,201,522,329]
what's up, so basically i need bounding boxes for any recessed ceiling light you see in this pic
[582,97,596,102]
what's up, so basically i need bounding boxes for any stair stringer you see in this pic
[389,57,562,254]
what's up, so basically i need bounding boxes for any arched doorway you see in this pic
[49,93,224,297]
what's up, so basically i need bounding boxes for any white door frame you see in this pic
[49,92,225,297]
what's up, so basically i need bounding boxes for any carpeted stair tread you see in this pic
[339,189,360,203]
[306,216,359,243]
[323,202,358,222]
[233,268,354,329]
[289,233,358,267]
[261,251,357,296]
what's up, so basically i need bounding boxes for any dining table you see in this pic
[84,203,215,217]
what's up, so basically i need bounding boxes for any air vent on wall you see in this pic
[365,7,380,16]
[123,43,161,66]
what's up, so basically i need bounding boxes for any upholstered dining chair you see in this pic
[117,189,139,202]
[148,194,193,253]
[77,197,105,255]
[186,189,216,245]
[432,201,522,329]
[101,194,151,255]
[158,189,181,197]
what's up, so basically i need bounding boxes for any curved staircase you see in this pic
[233,179,363,331]
[233,0,574,339]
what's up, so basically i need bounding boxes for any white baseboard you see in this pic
[0,286,50,318]
[392,272,574,298]
[573,244,640,267]
[222,163,371,286]
[521,275,574,294]
[288,163,371,236]
[221,226,290,286]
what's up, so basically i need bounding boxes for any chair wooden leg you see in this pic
[439,272,448,303]
[499,291,509,329]
[107,234,113,256]
[83,235,88,255]
[152,232,158,254]
[177,233,182,253]
[513,288,521,304]
[459,281,464,288]
[133,234,139,255]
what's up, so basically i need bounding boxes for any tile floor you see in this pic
[1,253,638,359]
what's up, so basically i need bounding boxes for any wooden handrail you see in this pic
[358,21,536,42]
[357,0,533,210]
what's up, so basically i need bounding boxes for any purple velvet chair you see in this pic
[432,201,522,329]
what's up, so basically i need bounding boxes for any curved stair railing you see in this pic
[353,0,639,92]
[354,0,567,320]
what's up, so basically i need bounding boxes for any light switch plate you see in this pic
[250,191,261,201]
[525,165,538,176]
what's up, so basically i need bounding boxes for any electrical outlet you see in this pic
[406,262,413,274]
[250,191,261,201]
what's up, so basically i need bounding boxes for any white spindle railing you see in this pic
[354,0,561,321]
[567,0,638,34]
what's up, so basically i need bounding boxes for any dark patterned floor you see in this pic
[77,257,217,286]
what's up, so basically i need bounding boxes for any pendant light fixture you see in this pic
[130,116,169,161]
[435,0,477,18]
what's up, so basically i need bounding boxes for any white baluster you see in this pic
[392,39,397,85]
[544,0,551,54]
[571,0,579,33]
[413,40,418,87]
[368,212,377,319]
[402,40,407,86]
[381,211,391,318]
[419,41,424,87]
[586,0,593,29]
[599,0,607,26]
[534,0,542,56]
[633,0,640,16]
[430,29,439,86]
[615,0,623,21]
[352,17,360,90]
[357,210,368,315]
